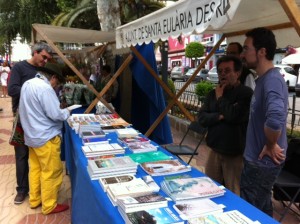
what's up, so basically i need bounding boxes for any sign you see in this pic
[116,0,241,48]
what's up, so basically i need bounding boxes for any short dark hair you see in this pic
[102,65,111,73]
[228,42,243,54]
[245,27,276,60]
[216,55,243,72]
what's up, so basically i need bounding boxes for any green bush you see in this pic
[195,81,214,101]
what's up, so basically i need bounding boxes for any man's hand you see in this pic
[215,84,226,99]
[258,144,285,165]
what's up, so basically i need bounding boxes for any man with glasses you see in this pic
[226,42,256,90]
[240,27,288,217]
[198,55,253,195]
[8,41,53,204]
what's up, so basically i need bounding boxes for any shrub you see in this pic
[195,81,214,101]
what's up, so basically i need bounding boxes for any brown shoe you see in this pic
[14,193,27,204]
[49,204,69,214]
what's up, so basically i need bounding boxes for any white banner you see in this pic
[116,0,241,48]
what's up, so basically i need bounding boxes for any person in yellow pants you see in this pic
[28,136,63,214]
[19,62,71,214]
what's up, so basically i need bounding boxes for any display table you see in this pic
[63,122,279,224]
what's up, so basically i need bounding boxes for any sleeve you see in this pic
[40,88,70,121]
[264,77,287,131]
[198,91,221,127]
[218,87,253,124]
[244,73,256,90]
[8,65,22,98]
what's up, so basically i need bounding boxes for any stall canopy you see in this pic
[115,0,300,139]
[116,0,300,48]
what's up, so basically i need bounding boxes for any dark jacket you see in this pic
[198,84,253,155]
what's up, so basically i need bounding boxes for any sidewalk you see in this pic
[0,96,299,223]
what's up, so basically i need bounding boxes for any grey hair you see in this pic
[31,41,53,56]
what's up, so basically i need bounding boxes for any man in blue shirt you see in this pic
[19,63,70,214]
[240,27,288,217]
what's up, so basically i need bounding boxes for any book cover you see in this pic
[82,136,108,145]
[106,178,153,203]
[127,142,158,153]
[120,136,150,144]
[126,207,184,224]
[188,210,257,224]
[173,198,224,220]
[81,130,106,139]
[88,156,137,173]
[141,159,191,176]
[161,177,225,201]
[99,174,136,191]
[129,151,171,164]
[117,193,168,213]
[116,128,139,138]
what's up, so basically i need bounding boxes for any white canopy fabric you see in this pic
[32,23,115,44]
[116,0,241,48]
[116,0,300,49]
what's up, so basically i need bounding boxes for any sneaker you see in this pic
[0,108,3,112]
[0,95,3,98]
[49,204,69,214]
[14,192,27,204]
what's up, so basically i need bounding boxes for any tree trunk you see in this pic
[96,0,121,31]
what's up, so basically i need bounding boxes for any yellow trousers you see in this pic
[28,136,63,215]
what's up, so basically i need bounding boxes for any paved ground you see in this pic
[0,95,299,223]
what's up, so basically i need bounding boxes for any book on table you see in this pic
[116,192,168,213]
[126,141,158,153]
[118,207,184,224]
[88,167,137,180]
[81,143,125,157]
[161,176,225,202]
[116,128,139,138]
[106,178,153,206]
[173,198,225,220]
[82,136,108,145]
[99,174,136,192]
[128,151,171,164]
[119,136,150,144]
[140,159,191,176]
[187,210,258,224]
[87,156,137,174]
[80,130,106,139]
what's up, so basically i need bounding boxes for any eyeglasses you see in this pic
[217,68,234,75]
[40,53,51,61]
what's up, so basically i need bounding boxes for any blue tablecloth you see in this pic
[63,121,279,224]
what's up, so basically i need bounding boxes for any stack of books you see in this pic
[120,136,158,153]
[128,151,171,164]
[81,143,125,158]
[118,207,184,224]
[116,192,169,213]
[116,128,139,138]
[99,174,137,192]
[87,156,138,180]
[140,159,191,176]
[173,198,224,220]
[161,176,225,202]
[106,178,154,206]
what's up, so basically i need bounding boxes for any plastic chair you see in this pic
[273,170,300,222]
[273,138,300,222]
[164,121,207,164]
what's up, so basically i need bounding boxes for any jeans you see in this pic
[14,144,29,194]
[240,159,282,217]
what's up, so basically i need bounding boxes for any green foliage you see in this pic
[195,81,214,100]
[185,42,204,59]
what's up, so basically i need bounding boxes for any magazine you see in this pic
[129,151,171,164]
[98,174,136,192]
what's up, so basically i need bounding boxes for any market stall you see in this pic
[116,0,300,135]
